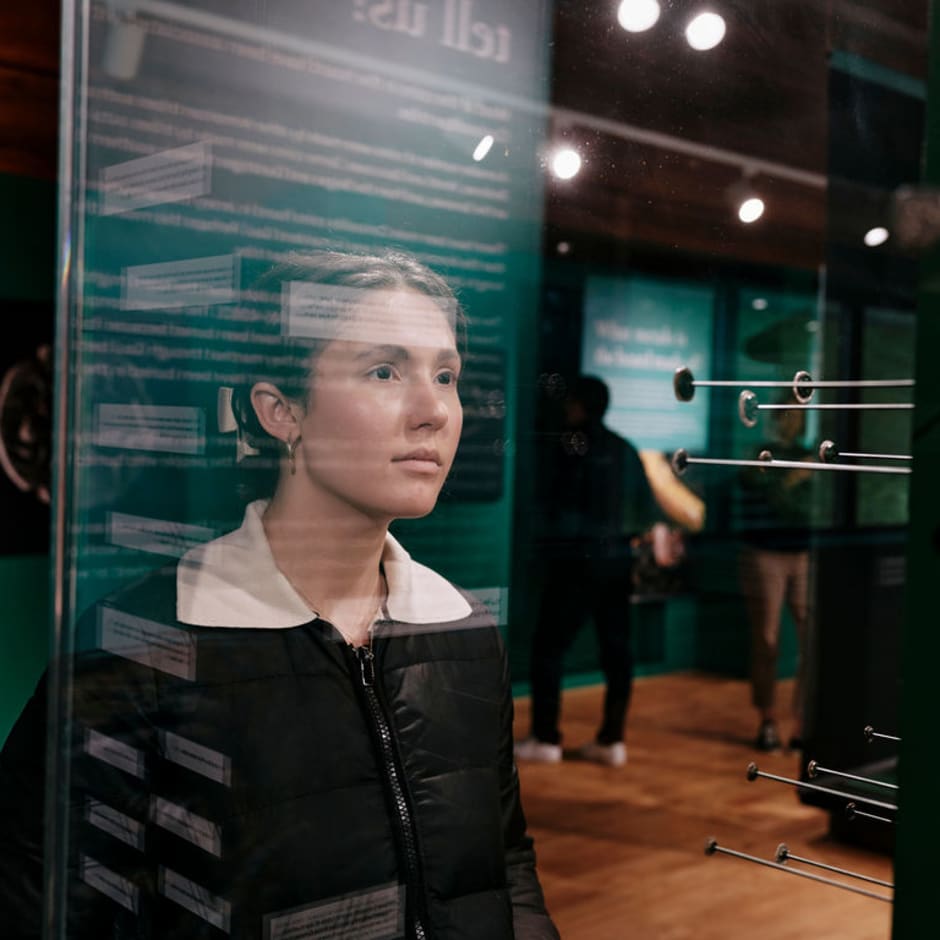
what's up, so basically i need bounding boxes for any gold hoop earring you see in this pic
[286,435,302,476]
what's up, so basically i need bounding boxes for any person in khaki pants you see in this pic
[738,397,813,752]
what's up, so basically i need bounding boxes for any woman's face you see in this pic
[293,287,463,524]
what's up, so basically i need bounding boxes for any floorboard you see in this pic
[513,673,893,939]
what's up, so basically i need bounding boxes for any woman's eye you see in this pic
[436,370,458,386]
[370,365,395,381]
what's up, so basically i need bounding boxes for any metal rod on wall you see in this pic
[818,440,912,462]
[775,844,894,889]
[745,763,898,813]
[704,839,893,903]
[846,803,894,825]
[673,366,914,403]
[738,390,913,427]
[807,760,899,792]
[671,449,911,477]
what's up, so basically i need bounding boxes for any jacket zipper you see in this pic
[354,644,429,940]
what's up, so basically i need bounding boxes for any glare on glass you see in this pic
[617,0,661,33]
[738,197,765,224]
[550,147,582,180]
[686,11,727,51]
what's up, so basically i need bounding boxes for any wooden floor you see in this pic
[513,673,893,940]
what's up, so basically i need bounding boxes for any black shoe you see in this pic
[755,721,781,751]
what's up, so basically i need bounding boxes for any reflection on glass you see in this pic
[617,0,662,34]
[0,1,562,938]
[549,146,582,180]
[0,0,931,936]
[685,11,727,51]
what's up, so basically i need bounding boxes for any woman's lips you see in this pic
[393,451,442,473]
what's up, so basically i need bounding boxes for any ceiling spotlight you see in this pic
[473,134,495,162]
[557,241,572,255]
[551,147,582,181]
[102,12,147,79]
[752,297,768,311]
[617,0,661,33]
[726,172,765,224]
[864,226,889,247]
[738,196,765,224]
[686,11,727,51]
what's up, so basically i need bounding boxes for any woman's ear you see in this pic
[249,382,301,443]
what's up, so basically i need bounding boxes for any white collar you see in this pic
[177,500,472,628]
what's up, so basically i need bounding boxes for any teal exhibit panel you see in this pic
[60,0,550,616]
[45,0,551,935]
[581,274,713,453]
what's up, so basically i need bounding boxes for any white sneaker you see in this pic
[579,740,627,767]
[514,737,562,764]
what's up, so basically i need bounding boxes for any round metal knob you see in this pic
[792,370,814,404]
[738,390,759,428]
[674,366,695,402]
[671,448,689,476]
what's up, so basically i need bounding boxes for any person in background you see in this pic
[514,375,684,768]
[738,395,813,752]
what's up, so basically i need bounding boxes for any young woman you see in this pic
[0,250,559,940]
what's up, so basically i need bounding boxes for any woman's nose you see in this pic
[408,378,449,429]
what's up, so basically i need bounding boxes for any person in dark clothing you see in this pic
[0,251,559,940]
[738,397,813,752]
[514,375,669,768]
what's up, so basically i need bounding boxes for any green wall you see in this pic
[0,556,50,745]
[0,172,56,745]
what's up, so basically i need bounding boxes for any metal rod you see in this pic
[846,803,895,825]
[673,366,914,403]
[762,403,913,410]
[807,760,899,792]
[704,839,892,903]
[786,380,914,388]
[818,439,912,463]
[738,389,912,428]
[690,379,798,387]
[776,843,894,888]
[839,451,911,461]
[864,725,901,744]
[746,763,898,812]
[671,449,911,477]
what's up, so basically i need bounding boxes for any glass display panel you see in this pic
[42,1,554,937]
[0,1,931,938]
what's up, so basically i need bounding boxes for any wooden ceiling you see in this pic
[0,2,930,270]
[545,0,929,271]
[0,3,60,181]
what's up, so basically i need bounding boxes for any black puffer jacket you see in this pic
[0,509,558,940]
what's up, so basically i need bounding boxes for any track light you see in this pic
[550,147,582,181]
[738,197,765,224]
[686,11,727,51]
[727,174,765,224]
[617,0,661,33]
[102,9,147,80]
